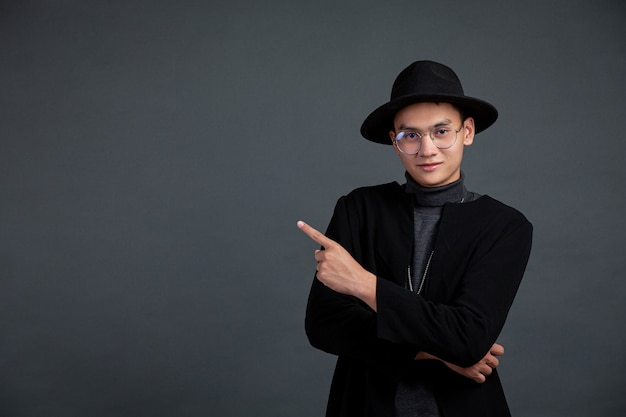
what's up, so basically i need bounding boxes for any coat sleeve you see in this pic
[304,196,416,373]
[376,206,533,367]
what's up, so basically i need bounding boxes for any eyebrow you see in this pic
[398,119,454,131]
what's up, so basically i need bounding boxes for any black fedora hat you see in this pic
[360,60,498,144]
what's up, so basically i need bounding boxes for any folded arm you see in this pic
[416,342,505,383]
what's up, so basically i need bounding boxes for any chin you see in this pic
[411,174,455,188]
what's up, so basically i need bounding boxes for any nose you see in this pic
[417,135,438,157]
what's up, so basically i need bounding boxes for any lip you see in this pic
[417,162,442,172]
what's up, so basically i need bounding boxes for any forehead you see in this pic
[393,102,462,128]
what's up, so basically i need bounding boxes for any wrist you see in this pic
[354,271,377,311]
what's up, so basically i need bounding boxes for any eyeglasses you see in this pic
[393,124,463,155]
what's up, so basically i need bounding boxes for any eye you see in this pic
[396,131,421,142]
[433,128,451,138]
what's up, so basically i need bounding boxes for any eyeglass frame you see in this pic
[392,122,465,155]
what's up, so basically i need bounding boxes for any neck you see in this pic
[405,171,468,207]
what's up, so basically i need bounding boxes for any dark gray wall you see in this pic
[1,1,624,416]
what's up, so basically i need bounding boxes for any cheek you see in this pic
[399,154,415,170]
[449,149,465,166]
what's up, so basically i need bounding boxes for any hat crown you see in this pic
[390,60,464,100]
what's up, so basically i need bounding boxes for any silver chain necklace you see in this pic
[406,189,466,294]
[407,250,434,294]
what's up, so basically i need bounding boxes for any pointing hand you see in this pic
[297,221,377,310]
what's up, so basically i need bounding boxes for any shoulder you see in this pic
[450,195,533,233]
[478,195,530,223]
[328,181,411,231]
[437,196,533,261]
[340,181,406,206]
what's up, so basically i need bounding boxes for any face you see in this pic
[389,102,475,188]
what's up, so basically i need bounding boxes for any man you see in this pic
[298,60,533,417]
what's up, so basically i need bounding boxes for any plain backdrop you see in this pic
[1,1,625,416]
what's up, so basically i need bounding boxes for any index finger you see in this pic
[297,220,335,249]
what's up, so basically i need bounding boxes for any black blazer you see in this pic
[305,182,533,417]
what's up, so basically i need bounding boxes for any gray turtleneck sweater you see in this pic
[394,172,480,417]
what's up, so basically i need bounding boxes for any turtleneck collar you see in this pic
[404,171,468,207]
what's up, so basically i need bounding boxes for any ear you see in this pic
[389,130,401,155]
[462,117,475,146]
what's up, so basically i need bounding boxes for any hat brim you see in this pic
[360,94,498,145]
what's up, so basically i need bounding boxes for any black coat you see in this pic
[305,182,533,417]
